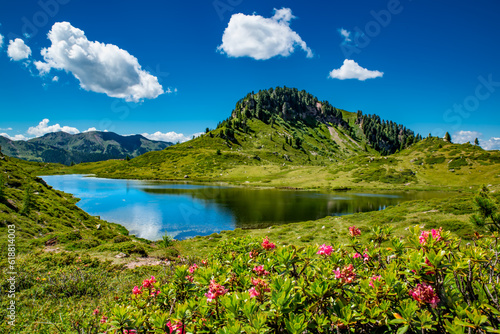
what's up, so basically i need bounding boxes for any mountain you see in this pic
[57,87,427,182]
[0,131,173,165]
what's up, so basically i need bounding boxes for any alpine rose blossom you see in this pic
[353,252,362,259]
[249,277,270,298]
[253,265,270,276]
[142,276,156,288]
[369,275,382,288]
[409,283,440,308]
[317,244,333,256]
[261,237,276,250]
[334,264,356,284]
[249,287,259,298]
[204,279,228,302]
[132,286,142,295]
[188,264,198,274]
[349,226,361,237]
[419,227,443,245]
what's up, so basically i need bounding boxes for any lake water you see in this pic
[42,174,449,241]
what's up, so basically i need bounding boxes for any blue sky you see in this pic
[0,0,499,149]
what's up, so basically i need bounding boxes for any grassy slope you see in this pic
[1,137,499,332]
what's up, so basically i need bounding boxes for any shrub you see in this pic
[98,229,500,333]
[113,235,131,243]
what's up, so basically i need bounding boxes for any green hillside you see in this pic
[50,87,429,185]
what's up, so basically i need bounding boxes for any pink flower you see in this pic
[202,259,208,266]
[189,264,198,274]
[253,265,270,276]
[419,228,442,246]
[261,237,276,250]
[317,244,333,256]
[100,315,108,323]
[167,321,185,334]
[185,275,194,283]
[363,249,370,263]
[142,275,156,288]
[249,277,270,298]
[349,226,361,237]
[409,283,440,308]
[249,250,258,258]
[369,275,382,288]
[249,287,260,298]
[334,264,356,284]
[352,253,362,259]
[132,286,142,295]
[204,279,228,302]
[92,308,99,315]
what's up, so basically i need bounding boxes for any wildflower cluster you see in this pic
[349,225,361,237]
[261,236,276,250]
[317,244,333,256]
[99,231,500,333]
[409,283,440,308]
[249,278,270,298]
[253,265,270,276]
[205,279,228,302]
[419,227,442,245]
[333,264,356,284]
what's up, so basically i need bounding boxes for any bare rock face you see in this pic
[115,252,128,259]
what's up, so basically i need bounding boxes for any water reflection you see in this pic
[42,175,450,241]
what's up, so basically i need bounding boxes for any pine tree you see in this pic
[20,184,32,215]
[470,186,500,232]
[474,138,479,146]
[444,132,452,143]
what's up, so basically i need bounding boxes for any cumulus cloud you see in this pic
[52,76,59,82]
[217,8,313,60]
[7,38,31,61]
[329,59,383,81]
[34,22,164,102]
[338,28,352,44]
[0,33,4,49]
[0,133,28,141]
[83,127,97,133]
[27,119,80,137]
[452,130,482,144]
[481,137,500,151]
[451,131,500,150]
[0,127,12,131]
[142,131,203,143]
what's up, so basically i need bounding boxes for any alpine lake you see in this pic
[42,174,452,241]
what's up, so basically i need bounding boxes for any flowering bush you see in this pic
[97,231,500,333]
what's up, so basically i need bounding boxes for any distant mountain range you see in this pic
[0,131,173,165]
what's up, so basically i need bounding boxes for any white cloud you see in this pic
[7,38,31,61]
[0,127,12,131]
[83,127,97,132]
[338,28,352,44]
[0,133,28,141]
[329,59,383,81]
[52,76,59,82]
[35,22,164,102]
[481,137,500,151]
[27,119,80,137]
[142,131,203,143]
[452,130,482,144]
[217,8,313,60]
[0,34,4,49]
